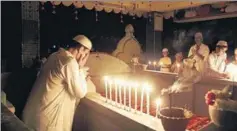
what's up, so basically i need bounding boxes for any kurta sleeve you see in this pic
[188,46,194,57]
[63,60,88,98]
[203,46,210,61]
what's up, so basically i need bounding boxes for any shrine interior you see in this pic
[1,1,237,131]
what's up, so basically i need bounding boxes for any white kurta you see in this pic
[206,52,227,78]
[188,43,210,73]
[22,48,88,131]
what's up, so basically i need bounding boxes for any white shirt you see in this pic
[23,48,88,131]
[206,52,227,78]
[188,43,210,73]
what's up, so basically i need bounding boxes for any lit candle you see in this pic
[124,83,127,109]
[109,80,113,103]
[134,83,138,112]
[119,80,122,106]
[140,85,145,113]
[128,83,132,111]
[146,85,152,115]
[115,79,118,105]
[104,76,109,102]
[153,61,157,70]
[155,98,162,118]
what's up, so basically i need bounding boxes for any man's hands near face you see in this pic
[78,52,90,67]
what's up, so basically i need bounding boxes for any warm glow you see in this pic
[143,83,152,92]
[153,61,157,66]
[156,98,162,107]
[159,62,163,66]
[104,76,109,81]
[177,63,180,68]
[148,61,151,65]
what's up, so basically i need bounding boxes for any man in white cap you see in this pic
[188,32,210,73]
[22,35,92,131]
[158,48,172,72]
[206,40,229,79]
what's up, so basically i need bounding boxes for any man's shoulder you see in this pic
[52,50,75,66]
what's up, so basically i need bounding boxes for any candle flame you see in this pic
[156,98,162,106]
[104,76,109,81]
[153,61,157,65]
[143,82,152,92]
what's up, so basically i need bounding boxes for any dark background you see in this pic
[2,1,237,71]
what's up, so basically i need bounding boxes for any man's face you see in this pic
[162,51,168,57]
[195,36,202,44]
[176,54,183,62]
[76,47,90,66]
[216,47,226,56]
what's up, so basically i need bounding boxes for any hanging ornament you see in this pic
[95,11,98,22]
[95,1,98,22]
[149,1,152,22]
[132,1,136,19]
[120,14,124,23]
[120,2,124,23]
[52,4,56,14]
[74,10,78,20]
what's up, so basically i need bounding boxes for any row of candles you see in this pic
[148,60,180,70]
[103,76,162,118]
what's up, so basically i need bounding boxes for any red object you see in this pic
[205,92,216,106]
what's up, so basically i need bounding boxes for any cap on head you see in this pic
[162,48,169,53]
[216,40,228,47]
[73,35,92,50]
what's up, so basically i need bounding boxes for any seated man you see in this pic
[225,48,237,81]
[158,48,172,72]
[206,40,229,79]
[171,52,184,73]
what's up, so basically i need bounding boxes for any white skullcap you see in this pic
[73,35,92,50]
[216,40,228,47]
[162,48,169,52]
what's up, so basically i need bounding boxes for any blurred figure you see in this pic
[158,48,172,72]
[188,32,210,73]
[23,35,92,131]
[162,58,201,94]
[225,48,237,81]
[171,52,184,73]
[206,40,229,79]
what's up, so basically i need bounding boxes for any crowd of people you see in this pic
[156,32,237,81]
